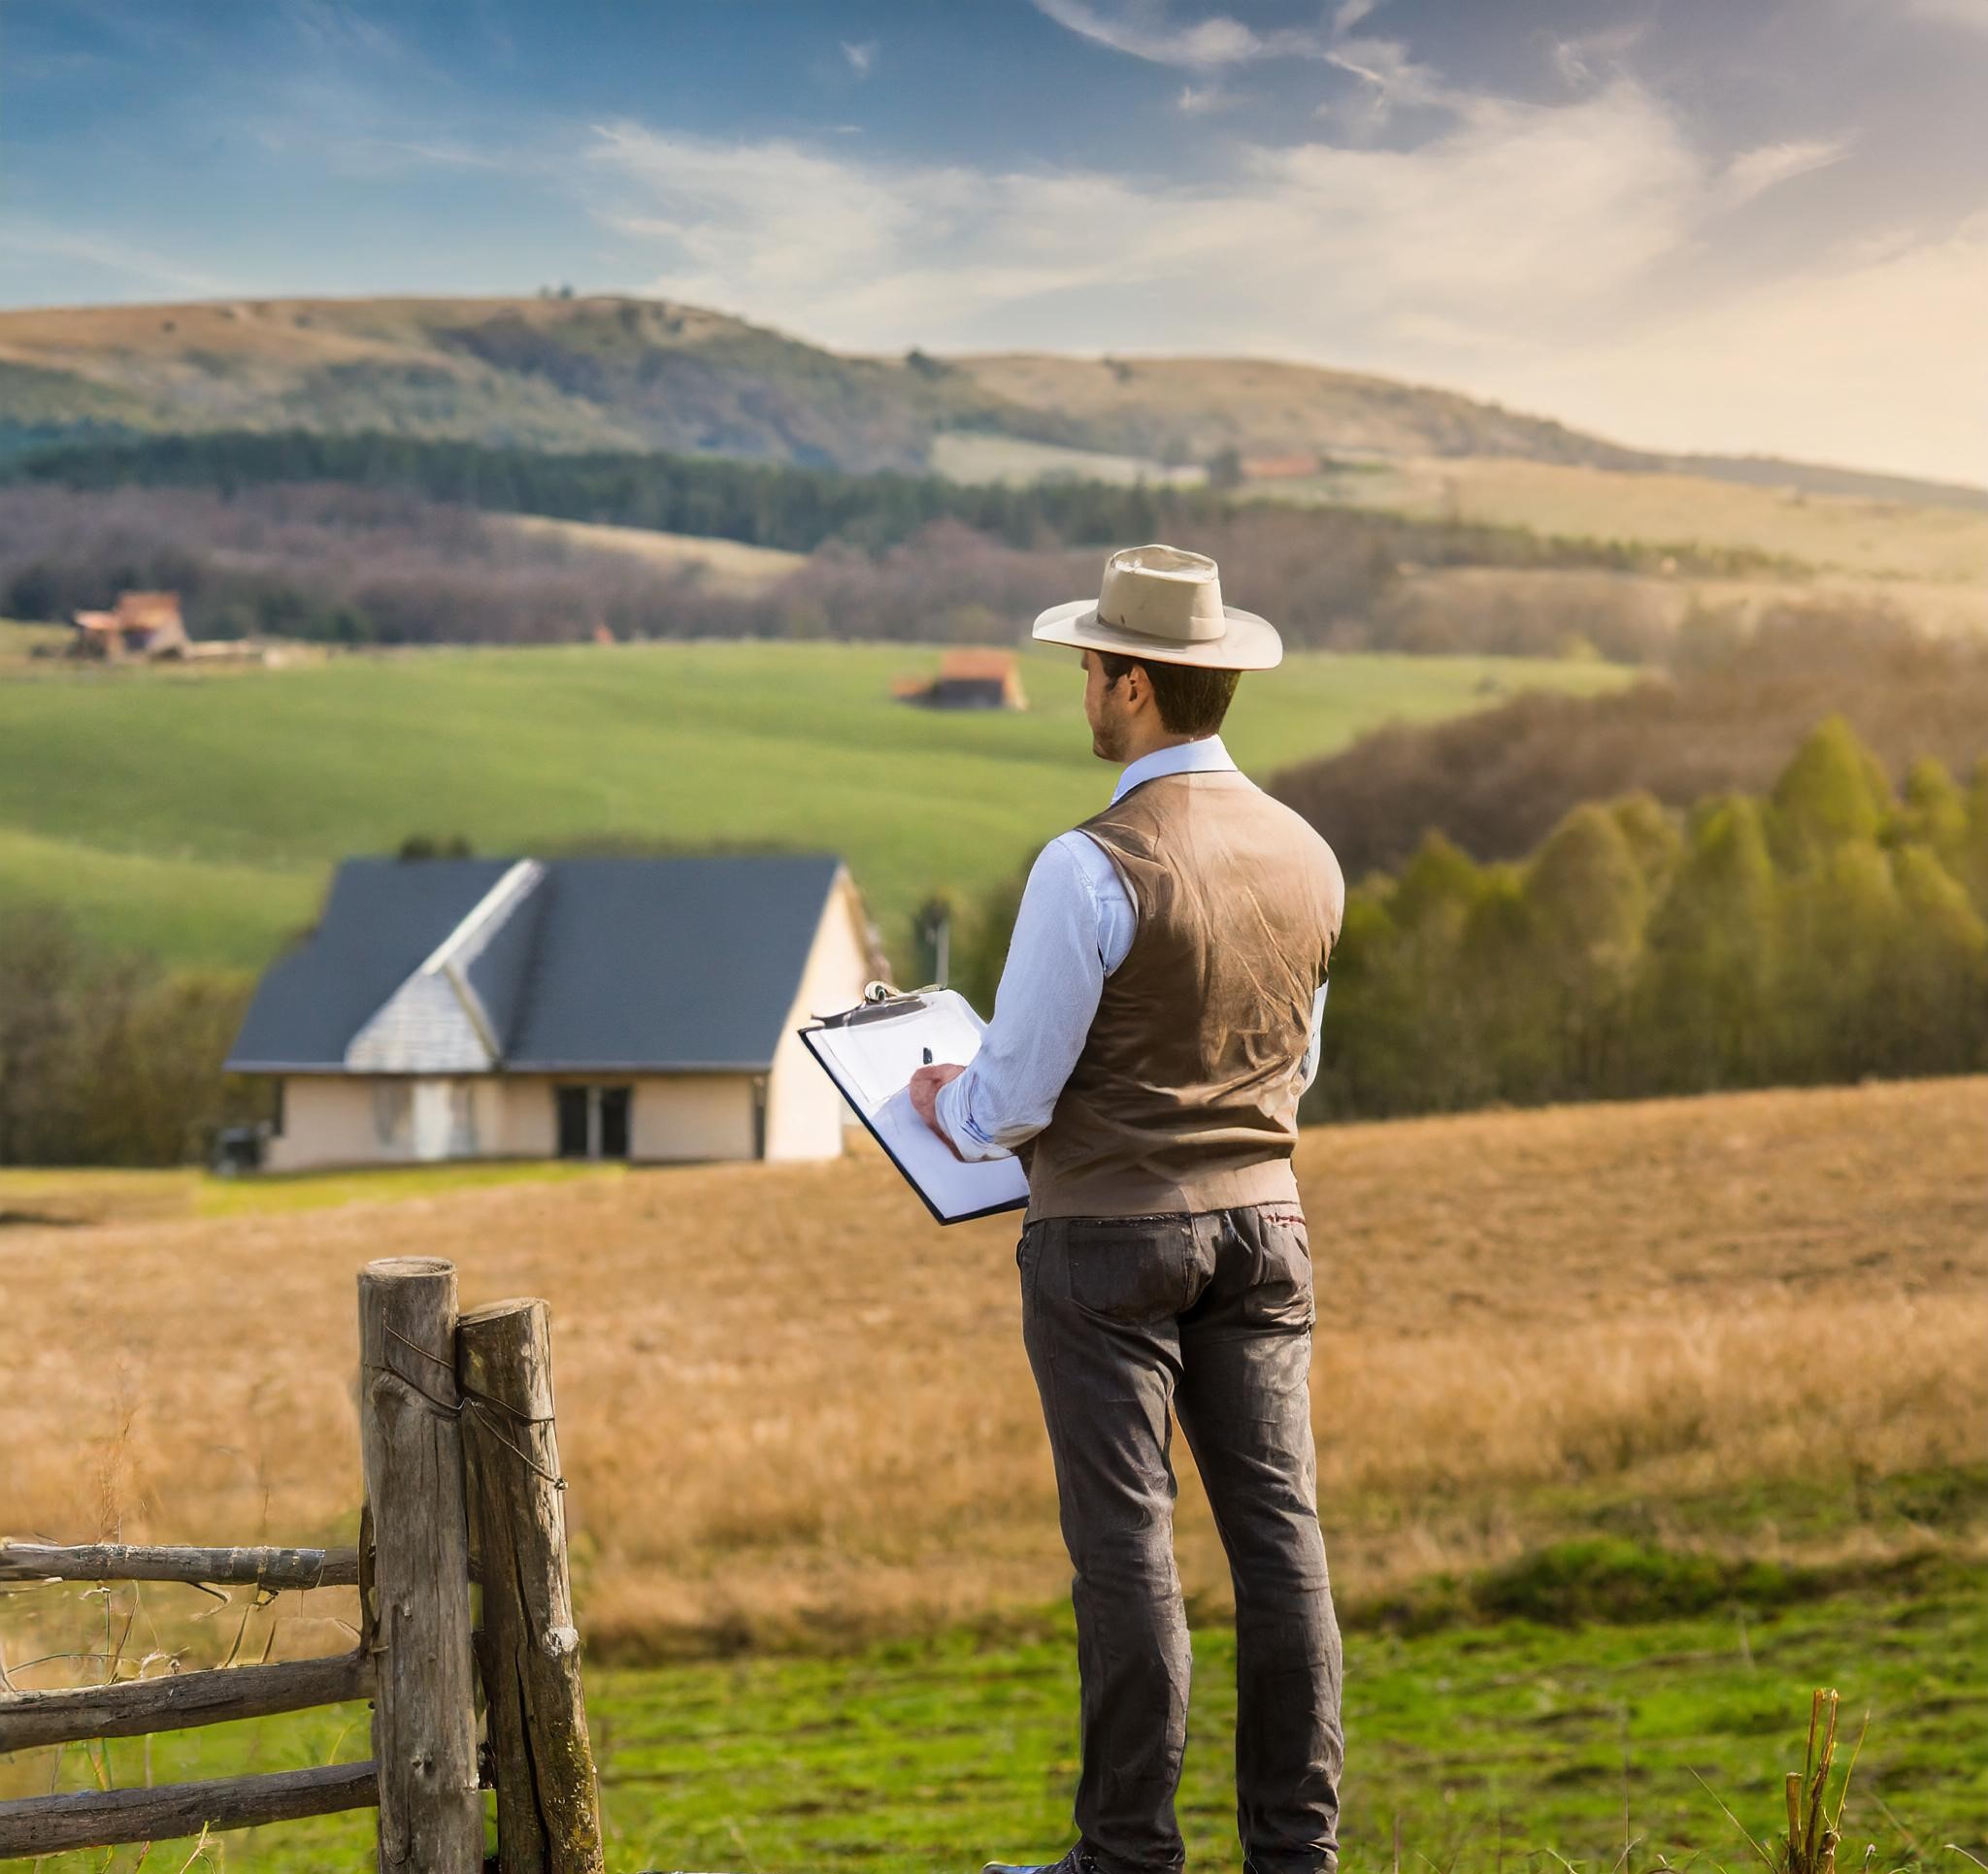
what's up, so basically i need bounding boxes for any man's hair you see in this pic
[1096,651,1241,737]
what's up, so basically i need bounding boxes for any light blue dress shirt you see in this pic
[933,734,1328,1162]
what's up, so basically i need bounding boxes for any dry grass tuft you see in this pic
[2,1076,1983,1661]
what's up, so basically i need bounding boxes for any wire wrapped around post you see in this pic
[456,1298,604,1874]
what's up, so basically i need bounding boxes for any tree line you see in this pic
[0,905,263,1167]
[1273,605,1988,876]
[951,716,1988,1122]
[12,427,1777,575]
[6,480,1753,663]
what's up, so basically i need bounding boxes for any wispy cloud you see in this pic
[1176,83,1225,115]
[284,0,403,62]
[841,39,878,77]
[587,83,1696,353]
[580,79,1984,479]
[1029,0,1329,69]
[0,220,234,299]
[1546,20,1646,89]
[1323,35,1456,124]
[1715,139,1850,211]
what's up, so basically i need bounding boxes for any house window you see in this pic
[555,1085,632,1161]
[447,1082,478,1157]
[373,1082,413,1151]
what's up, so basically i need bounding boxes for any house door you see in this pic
[554,1085,633,1161]
[598,1087,630,1160]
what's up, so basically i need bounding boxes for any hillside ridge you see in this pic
[3,293,1978,508]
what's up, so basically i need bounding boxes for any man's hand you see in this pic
[909,1062,968,1162]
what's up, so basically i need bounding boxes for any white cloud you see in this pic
[1176,83,1225,114]
[1333,0,1380,32]
[1715,139,1849,212]
[841,39,878,77]
[589,83,1694,353]
[582,81,1983,481]
[1029,0,1328,68]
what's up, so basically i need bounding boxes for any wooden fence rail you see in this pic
[0,1648,372,1753]
[0,1542,359,1590]
[0,1255,603,1874]
[0,1761,382,1860]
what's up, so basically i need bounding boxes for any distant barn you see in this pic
[69,591,190,662]
[892,649,1028,711]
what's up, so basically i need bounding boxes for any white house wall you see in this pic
[269,1072,759,1169]
[764,870,875,1162]
[629,1075,757,1161]
[265,1077,382,1172]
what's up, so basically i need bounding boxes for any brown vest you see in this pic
[1020,769,1345,1222]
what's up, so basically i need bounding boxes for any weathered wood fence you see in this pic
[0,1255,603,1872]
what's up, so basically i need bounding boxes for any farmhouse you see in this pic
[226,853,885,1172]
[892,648,1029,710]
[68,590,191,661]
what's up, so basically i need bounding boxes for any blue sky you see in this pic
[3,1,1985,480]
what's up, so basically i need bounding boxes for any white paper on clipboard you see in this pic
[800,989,1030,1225]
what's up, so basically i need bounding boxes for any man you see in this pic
[908,543,1347,1874]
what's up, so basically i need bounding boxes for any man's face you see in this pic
[1082,648,1134,763]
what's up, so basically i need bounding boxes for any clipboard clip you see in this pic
[811,979,941,1028]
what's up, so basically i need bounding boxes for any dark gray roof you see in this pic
[228,859,514,1070]
[227,853,849,1074]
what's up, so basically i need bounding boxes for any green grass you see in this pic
[0,1157,623,1225]
[0,641,1627,973]
[11,1577,1985,1873]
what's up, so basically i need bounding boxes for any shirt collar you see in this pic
[1110,734,1237,805]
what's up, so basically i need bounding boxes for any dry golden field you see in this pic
[490,514,807,594]
[1369,564,1988,646]
[1285,455,1988,585]
[3,1077,1984,1668]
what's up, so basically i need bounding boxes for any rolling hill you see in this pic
[4,294,1981,511]
[0,640,1625,974]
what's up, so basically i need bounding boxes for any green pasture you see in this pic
[0,641,1627,974]
[10,1574,1984,1873]
[0,1158,625,1226]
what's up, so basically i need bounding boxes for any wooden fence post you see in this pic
[457,1299,604,1874]
[359,1257,483,1874]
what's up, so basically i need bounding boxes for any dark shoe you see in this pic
[982,1851,1095,1874]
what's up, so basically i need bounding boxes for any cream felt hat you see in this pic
[1032,543,1281,671]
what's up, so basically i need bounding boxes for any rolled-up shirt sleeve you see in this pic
[1299,981,1328,1093]
[932,835,1109,1161]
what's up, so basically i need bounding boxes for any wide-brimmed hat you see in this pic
[1032,543,1281,671]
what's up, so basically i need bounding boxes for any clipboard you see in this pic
[799,986,1030,1226]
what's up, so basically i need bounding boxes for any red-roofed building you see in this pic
[69,591,191,663]
[895,648,1029,711]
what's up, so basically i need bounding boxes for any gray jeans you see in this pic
[1018,1202,1343,1874]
